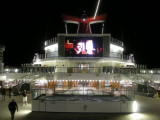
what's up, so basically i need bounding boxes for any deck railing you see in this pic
[4,65,160,75]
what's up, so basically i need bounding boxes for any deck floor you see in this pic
[0,94,160,120]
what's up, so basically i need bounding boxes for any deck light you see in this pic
[133,101,138,112]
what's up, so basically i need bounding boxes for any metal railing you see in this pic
[110,37,123,47]
[5,66,160,75]
[32,86,135,101]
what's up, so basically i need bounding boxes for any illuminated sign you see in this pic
[65,37,103,57]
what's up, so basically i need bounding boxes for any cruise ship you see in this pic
[0,12,160,113]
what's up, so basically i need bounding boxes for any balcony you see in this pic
[45,38,57,47]
[110,38,123,47]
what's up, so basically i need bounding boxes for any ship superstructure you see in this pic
[0,11,160,113]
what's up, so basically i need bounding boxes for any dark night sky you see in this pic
[0,0,160,68]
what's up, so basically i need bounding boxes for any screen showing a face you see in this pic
[65,37,103,57]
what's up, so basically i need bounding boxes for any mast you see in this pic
[94,0,101,19]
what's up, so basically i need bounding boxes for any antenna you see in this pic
[94,0,101,19]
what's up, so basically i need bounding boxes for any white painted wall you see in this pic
[32,100,136,113]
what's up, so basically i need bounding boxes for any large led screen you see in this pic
[65,37,103,57]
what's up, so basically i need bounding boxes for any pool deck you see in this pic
[1,94,160,120]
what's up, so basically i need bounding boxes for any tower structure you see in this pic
[62,14,107,34]
[32,13,135,68]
